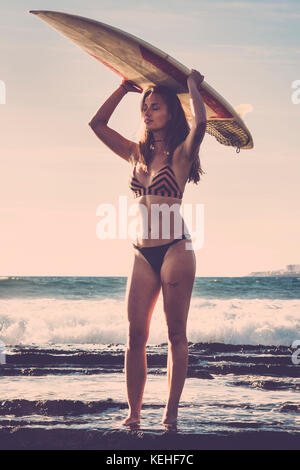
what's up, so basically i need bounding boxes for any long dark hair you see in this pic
[136,85,205,184]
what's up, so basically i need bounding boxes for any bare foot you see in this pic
[163,423,177,432]
[122,415,140,427]
[162,409,178,427]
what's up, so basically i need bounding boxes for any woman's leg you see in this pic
[160,239,196,425]
[123,248,161,425]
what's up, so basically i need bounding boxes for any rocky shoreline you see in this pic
[0,427,299,450]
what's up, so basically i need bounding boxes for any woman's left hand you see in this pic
[187,69,205,87]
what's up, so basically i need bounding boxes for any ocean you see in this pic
[0,276,299,450]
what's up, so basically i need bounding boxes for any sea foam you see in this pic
[0,296,299,347]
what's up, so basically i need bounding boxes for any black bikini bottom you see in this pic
[133,235,187,275]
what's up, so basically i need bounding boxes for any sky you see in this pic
[1,0,300,276]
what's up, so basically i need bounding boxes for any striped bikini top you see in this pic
[129,162,183,199]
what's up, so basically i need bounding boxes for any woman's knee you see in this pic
[168,330,188,347]
[127,327,148,350]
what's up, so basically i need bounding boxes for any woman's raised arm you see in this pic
[180,70,207,161]
[89,81,142,162]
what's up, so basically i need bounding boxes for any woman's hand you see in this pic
[121,79,143,93]
[187,69,205,88]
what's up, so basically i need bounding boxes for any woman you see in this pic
[89,69,206,427]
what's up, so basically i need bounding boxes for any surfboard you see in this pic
[29,10,253,150]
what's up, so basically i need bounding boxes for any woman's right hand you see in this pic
[121,79,143,94]
[187,69,205,88]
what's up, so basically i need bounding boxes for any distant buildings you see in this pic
[286,264,300,273]
[249,264,300,277]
